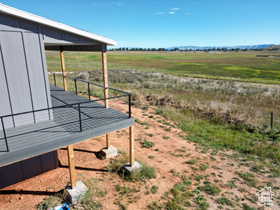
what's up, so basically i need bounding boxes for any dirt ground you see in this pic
[0,100,279,210]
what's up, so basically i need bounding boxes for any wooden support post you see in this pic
[106,133,110,148]
[102,46,111,148]
[59,49,68,91]
[129,126,135,166]
[67,145,76,188]
[101,48,109,108]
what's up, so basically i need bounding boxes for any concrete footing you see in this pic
[96,145,118,159]
[121,161,143,175]
[66,180,88,204]
[51,203,70,210]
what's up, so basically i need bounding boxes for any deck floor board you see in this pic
[0,85,134,167]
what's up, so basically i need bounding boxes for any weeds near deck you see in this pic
[37,192,65,210]
[37,179,104,210]
[107,153,156,181]
[141,140,155,148]
[198,181,221,195]
[237,172,257,187]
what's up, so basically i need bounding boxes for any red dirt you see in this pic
[0,101,279,210]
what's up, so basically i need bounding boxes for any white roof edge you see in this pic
[0,3,117,46]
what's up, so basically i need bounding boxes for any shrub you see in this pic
[108,154,156,181]
[37,193,64,210]
[124,163,156,181]
[242,203,257,210]
[198,182,221,196]
[216,197,233,206]
[237,172,257,187]
[141,140,155,148]
[194,195,209,210]
[115,185,139,195]
[151,185,159,194]
[184,159,197,165]
[79,190,102,210]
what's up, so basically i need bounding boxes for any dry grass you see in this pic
[80,69,280,130]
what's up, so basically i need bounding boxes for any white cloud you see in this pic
[168,7,180,15]
[154,7,191,16]
[170,8,180,11]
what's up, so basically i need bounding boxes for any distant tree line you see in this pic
[110,47,167,51]
[109,47,267,52]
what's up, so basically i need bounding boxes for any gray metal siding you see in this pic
[0,46,14,128]
[38,33,53,120]
[0,12,102,130]
[23,33,49,122]
[0,30,52,129]
[0,31,34,127]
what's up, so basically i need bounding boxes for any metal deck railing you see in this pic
[0,73,132,152]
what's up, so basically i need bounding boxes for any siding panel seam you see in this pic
[38,29,51,120]
[20,32,36,124]
[0,41,15,127]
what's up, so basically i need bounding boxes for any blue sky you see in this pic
[2,0,280,48]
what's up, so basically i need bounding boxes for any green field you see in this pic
[47,51,280,176]
[47,51,280,84]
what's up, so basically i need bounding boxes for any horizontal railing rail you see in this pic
[0,72,132,152]
[0,94,129,119]
[50,72,131,96]
[50,72,132,118]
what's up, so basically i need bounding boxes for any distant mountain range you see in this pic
[267,45,280,50]
[111,44,280,51]
[167,44,276,51]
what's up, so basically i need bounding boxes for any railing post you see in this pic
[101,48,109,108]
[87,82,91,100]
[53,73,57,86]
[67,144,77,188]
[128,94,132,118]
[74,79,78,95]
[271,112,274,130]
[129,126,135,166]
[1,117,9,152]
[59,49,68,91]
[78,104,82,132]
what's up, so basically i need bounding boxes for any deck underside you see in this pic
[0,85,134,167]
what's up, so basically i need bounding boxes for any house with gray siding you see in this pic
[0,3,135,189]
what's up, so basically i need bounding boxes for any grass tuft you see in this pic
[237,172,257,187]
[37,192,65,210]
[107,154,156,181]
[115,185,139,196]
[216,197,233,206]
[194,195,210,210]
[198,181,221,196]
[37,179,104,210]
[141,140,155,148]
[150,185,159,194]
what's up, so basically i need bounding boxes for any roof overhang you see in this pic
[0,3,117,46]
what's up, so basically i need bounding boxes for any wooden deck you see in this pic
[0,85,134,167]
